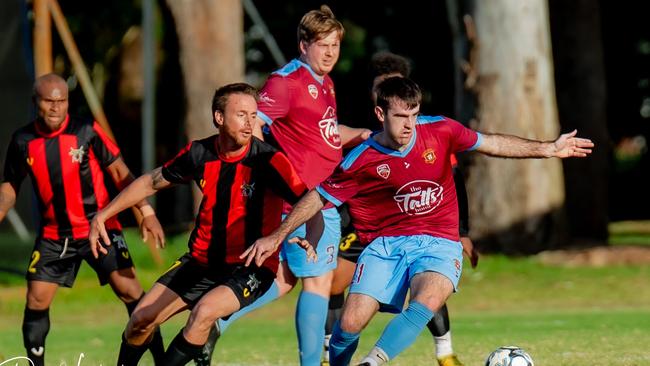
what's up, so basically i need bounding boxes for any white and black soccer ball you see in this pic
[485,346,534,366]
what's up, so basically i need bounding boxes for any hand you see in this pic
[288,236,318,263]
[360,129,372,141]
[240,235,282,267]
[553,129,594,158]
[460,236,479,268]
[89,215,110,259]
[140,215,166,249]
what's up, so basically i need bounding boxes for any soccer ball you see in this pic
[485,346,534,366]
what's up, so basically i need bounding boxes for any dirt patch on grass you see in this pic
[537,245,650,266]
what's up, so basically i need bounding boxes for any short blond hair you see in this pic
[297,5,344,45]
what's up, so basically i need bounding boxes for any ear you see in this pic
[214,111,224,127]
[374,105,385,123]
[299,40,308,56]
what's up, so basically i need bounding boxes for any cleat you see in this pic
[437,354,464,366]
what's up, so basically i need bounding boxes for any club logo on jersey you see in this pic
[422,148,436,164]
[308,84,319,99]
[376,164,391,179]
[393,180,444,215]
[259,92,276,105]
[26,157,34,166]
[69,146,85,163]
[319,106,342,149]
[241,181,255,197]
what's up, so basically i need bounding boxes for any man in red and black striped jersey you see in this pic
[0,73,166,366]
[89,83,316,365]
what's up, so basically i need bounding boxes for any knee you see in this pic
[129,308,158,335]
[26,292,52,310]
[188,302,219,332]
[338,313,363,334]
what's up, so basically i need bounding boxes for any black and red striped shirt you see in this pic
[162,136,306,272]
[3,115,122,240]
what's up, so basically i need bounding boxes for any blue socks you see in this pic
[217,281,280,332]
[295,291,328,365]
[329,321,360,366]
[376,301,434,359]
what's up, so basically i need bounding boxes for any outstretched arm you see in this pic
[241,189,328,267]
[89,167,172,258]
[477,129,593,159]
[0,182,17,223]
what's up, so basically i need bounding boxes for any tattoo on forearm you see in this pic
[151,168,165,189]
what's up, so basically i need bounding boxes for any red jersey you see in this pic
[316,115,481,244]
[3,115,122,240]
[162,136,306,272]
[257,59,342,190]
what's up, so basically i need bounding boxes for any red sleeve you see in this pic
[267,152,307,204]
[91,122,121,166]
[315,164,359,206]
[445,117,481,153]
[257,75,292,126]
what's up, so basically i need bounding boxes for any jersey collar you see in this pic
[34,114,70,138]
[367,128,418,158]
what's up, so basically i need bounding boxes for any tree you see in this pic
[461,0,567,253]
[165,0,245,141]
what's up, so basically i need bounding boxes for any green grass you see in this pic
[1,229,649,365]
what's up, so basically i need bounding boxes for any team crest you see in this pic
[422,148,436,164]
[308,84,319,99]
[69,146,85,163]
[26,157,34,166]
[376,164,391,179]
[241,182,255,197]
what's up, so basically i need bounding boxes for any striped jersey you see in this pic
[3,115,122,240]
[162,136,306,272]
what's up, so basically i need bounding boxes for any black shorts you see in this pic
[157,253,275,308]
[25,230,134,288]
[337,231,364,263]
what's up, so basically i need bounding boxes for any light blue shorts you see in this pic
[349,235,463,313]
[280,207,340,277]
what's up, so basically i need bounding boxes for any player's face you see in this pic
[376,98,419,148]
[35,80,69,131]
[300,30,341,76]
[216,93,258,147]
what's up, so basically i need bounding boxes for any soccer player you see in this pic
[197,6,370,366]
[0,73,165,366]
[323,52,478,366]
[242,77,594,365]
[88,83,315,365]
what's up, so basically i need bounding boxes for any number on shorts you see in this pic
[326,245,335,264]
[339,232,357,251]
[28,250,41,273]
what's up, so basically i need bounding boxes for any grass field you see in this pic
[1,229,649,365]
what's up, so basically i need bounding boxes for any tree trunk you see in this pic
[467,0,566,254]
[166,0,245,141]
[548,0,610,246]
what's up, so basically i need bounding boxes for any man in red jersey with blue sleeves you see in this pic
[242,76,594,366]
